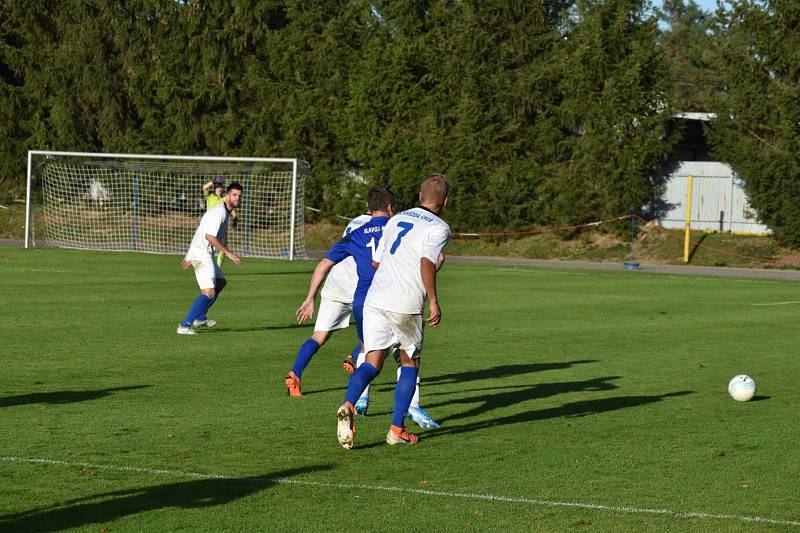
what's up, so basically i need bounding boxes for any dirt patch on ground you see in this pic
[771,254,800,267]
[586,233,623,247]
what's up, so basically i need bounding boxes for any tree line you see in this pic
[1,1,798,245]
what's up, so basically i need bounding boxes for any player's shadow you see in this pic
[0,464,332,532]
[0,386,150,409]
[427,361,599,384]
[424,376,622,423]
[201,324,312,333]
[355,390,693,449]
[372,361,599,394]
[302,361,600,397]
[425,390,694,440]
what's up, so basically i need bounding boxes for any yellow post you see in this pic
[683,175,693,263]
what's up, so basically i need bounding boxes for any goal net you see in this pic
[25,151,308,259]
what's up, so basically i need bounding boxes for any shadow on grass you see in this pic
[369,360,600,395]
[310,361,601,398]
[426,390,694,439]
[0,386,150,409]
[426,377,622,423]
[354,391,693,450]
[0,464,332,532]
[201,324,312,333]
[424,361,599,386]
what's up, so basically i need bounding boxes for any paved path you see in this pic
[442,255,800,281]
[308,249,800,281]
[5,239,798,281]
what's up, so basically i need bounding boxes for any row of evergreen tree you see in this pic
[1,1,798,244]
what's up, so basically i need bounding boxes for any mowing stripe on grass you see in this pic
[2,456,798,527]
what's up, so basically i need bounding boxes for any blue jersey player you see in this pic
[285,187,394,395]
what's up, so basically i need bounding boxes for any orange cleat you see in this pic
[342,355,356,374]
[284,371,302,397]
[386,424,419,445]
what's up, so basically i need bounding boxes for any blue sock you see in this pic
[350,343,361,361]
[391,366,419,428]
[291,339,320,378]
[198,284,224,321]
[345,363,379,406]
[197,295,217,321]
[180,294,212,327]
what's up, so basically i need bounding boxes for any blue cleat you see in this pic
[354,397,369,416]
[407,406,440,429]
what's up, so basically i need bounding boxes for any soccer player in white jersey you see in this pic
[337,173,451,448]
[176,182,242,335]
[202,176,237,268]
[286,209,442,428]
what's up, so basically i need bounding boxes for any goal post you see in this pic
[25,150,308,260]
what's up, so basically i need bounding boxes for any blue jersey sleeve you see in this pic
[324,235,354,264]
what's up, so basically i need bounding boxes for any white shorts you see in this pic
[314,298,353,332]
[191,254,224,290]
[362,305,424,359]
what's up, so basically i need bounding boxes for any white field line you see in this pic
[1,456,798,527]
[750,301,800,306]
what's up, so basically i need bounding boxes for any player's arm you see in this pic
[206,234,241,265]
[202,181,214,196]
[296,258,335,324]
[421,257,441,326]
[371,226,388,270]
[421,227,450,326]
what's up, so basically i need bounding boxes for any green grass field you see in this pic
[1,247,798,531]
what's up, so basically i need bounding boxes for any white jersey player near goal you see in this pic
[337,173,451,449]
[177,182,243,335]
[286,213,441,429]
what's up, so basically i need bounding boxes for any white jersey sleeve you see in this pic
[320,214,372,303]
[365,207,450,314]
[186,203,229,260]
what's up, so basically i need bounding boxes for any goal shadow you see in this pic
[0,385,150,409]
[0,464,333,531]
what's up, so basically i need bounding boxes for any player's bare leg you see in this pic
[343,342,361,374]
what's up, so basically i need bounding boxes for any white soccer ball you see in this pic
[728,374,756,402]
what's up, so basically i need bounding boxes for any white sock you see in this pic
[357,353,369,400]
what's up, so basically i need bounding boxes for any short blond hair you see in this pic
[419,173,449,203]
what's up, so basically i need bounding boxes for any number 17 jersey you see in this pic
[365,207,450,315]
[324,215,389,309]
